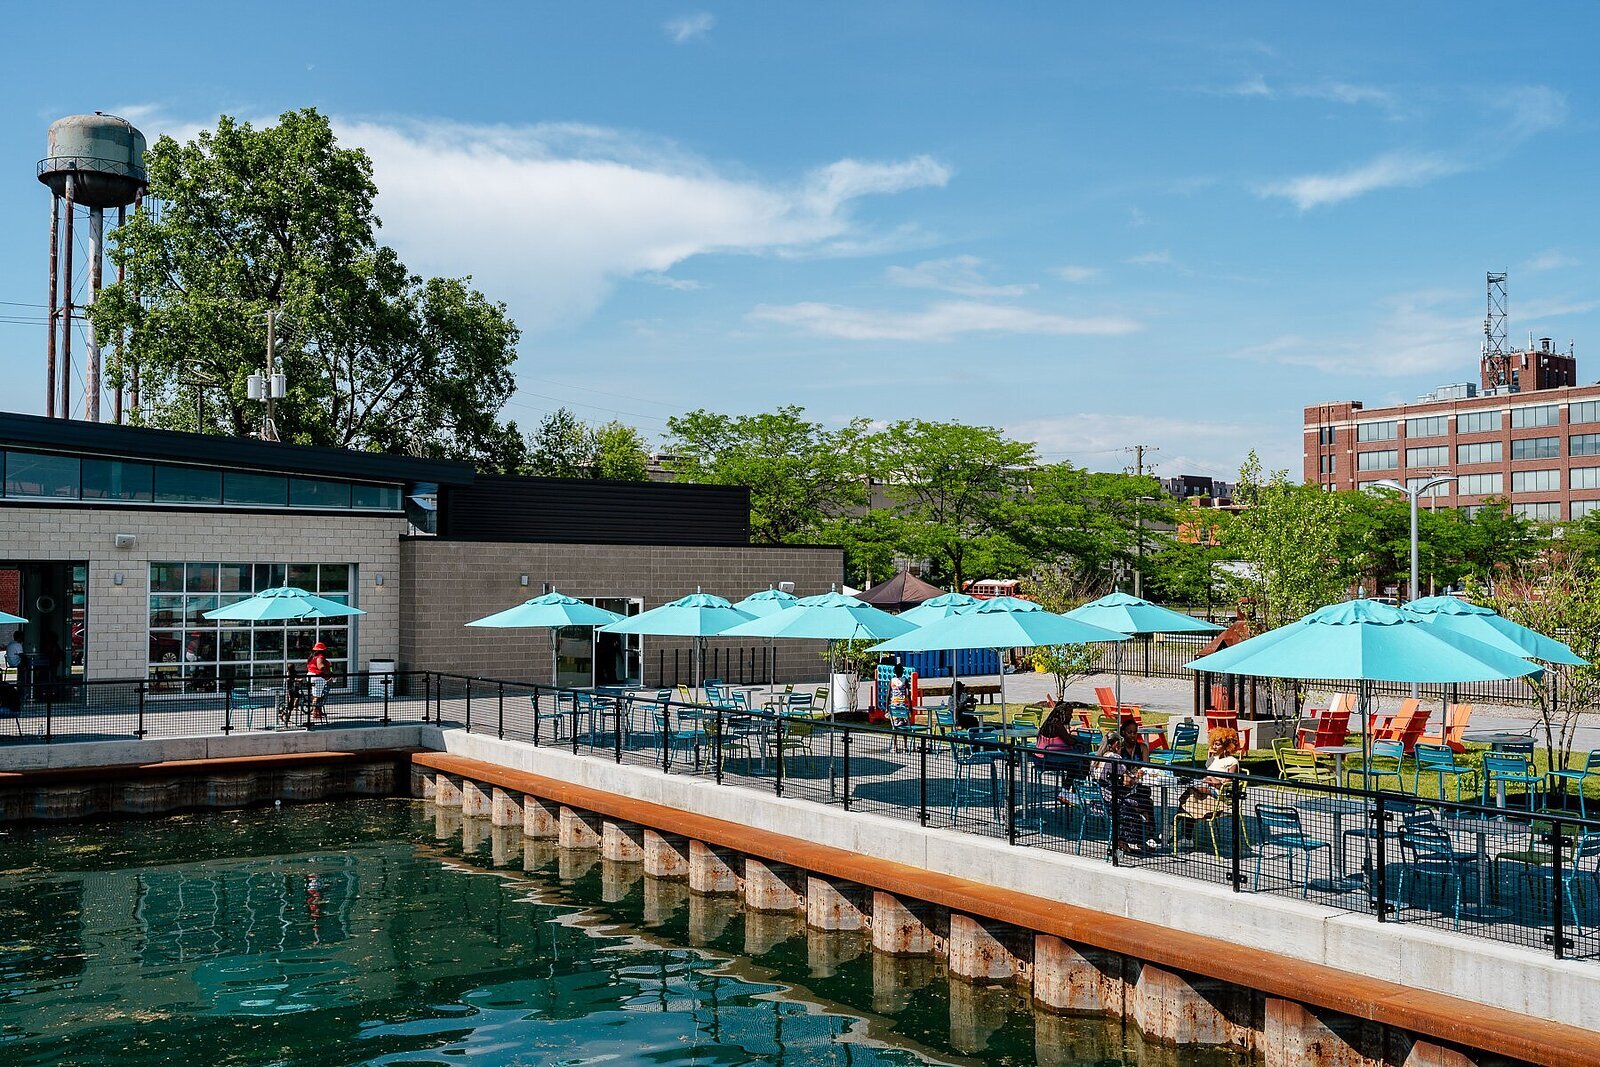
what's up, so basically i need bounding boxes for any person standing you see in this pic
[306,642,332,723]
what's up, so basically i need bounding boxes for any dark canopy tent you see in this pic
[854,570,946,612]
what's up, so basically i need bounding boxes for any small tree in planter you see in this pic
[822,639,881,717]
[1027,563,1109,701]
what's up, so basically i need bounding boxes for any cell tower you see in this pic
[1483,271,1510,388]
[38,113,147,422]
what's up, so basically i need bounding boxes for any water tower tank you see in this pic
[37,113,147,208]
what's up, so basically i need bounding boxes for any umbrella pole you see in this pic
[1360,678,1371,793]
[998,648,1008,729]
[1115,641,1124,715]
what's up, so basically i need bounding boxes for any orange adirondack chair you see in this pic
[1209,684,1232,712]
[1298,708,1353,750]
[1095,687,1142,718]
[1419,703,1473,753]
[1370,698,1420,741]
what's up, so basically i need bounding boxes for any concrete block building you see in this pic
[0,412,842,691]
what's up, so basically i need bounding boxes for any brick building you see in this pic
[0,412,841,690]
[1304,342,1600,522]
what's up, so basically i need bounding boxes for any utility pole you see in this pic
[247,308,286,441]
[1126,444,1157,598]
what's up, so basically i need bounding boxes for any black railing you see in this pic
[5,669,1594,962]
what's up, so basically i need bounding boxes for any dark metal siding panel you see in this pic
[439,476,751,545]
[0,411,474,486]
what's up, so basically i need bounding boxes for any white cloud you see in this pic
[1051,265,1100,283]
[1126,250,1174,267]
[1524,250,1580,272]
[748,300,1139,342]
[1257,150,1465,210]
[637,272,703,291]
[1233,289,1600,377]
[1010,413,1267,478]
[664,12,715,43]
[333,119,949,328]
[885,255,1034,297]
[1215,77,1398,113]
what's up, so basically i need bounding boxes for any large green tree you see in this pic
[91,109,525,468]
[873,419,1036,589]
[665,406,870,544]
[1226,452,1354,631]
[524,408,648,480]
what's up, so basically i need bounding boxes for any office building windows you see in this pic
[1512,501,1561,522]
[1318,454,1336,474]
[1571,400,1600,425]
[1512,437,1560,461]
[1405,416,1449,438]
[1405,446,1449,468]
[1511,404,1560,428]
[1357,450,1398,471]
[1573,499,1600,519]
[1512,469,1561,493]
[1457,409,1502,434]
[1570,433,1600,458]
[1457,441,1503,465]
[1572,467,1600,491]
[1456,473,1503,495]
[1357,421,1397,442]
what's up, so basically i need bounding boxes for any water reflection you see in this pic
[0,801,1243,1066]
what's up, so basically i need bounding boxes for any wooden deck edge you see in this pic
[0,749,420,785]
[412,750,1600,1067]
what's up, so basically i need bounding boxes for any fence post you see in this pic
[532,685,542,745]
[774,714,785,798]
[571,693,580,754]
[1108,758,1119,866]
[1227,778,1244,890]
[918,734,929,826]
[44,685,52,743]
[464,680,473,733]
[842,727,852,810]
[223,686,234,735]
[382,675,391,726]
[136,681,146,738]
[1374,794,1389,920]
[614,696,625,763]
[661,699,671,772]
[714,707,724,784]
[423,673,432,724]
[1006,746,1017,845]
[1550,817,1568,960]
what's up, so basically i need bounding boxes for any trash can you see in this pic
[367,659,396,698]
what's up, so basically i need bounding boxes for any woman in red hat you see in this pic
[306,642,331,722]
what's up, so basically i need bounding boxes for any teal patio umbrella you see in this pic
[0,610,25,626]
[466,591,626,685]
[1064,591,1224,711]
[898,592,977,625]
[1402,595,1586,666]
[204,586,367,622]
[733,587,801,699]
[871,597,1129,725]
[600,591,755,697]
[1185,599,1542,789]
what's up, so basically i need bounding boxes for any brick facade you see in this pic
[399,539,844,685]
[0,506,405,678]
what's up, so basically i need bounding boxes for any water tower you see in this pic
[38,113,147,422]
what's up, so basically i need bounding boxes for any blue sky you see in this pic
[2,3,1597,480]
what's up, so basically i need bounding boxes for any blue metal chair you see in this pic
[230,687,274,730]
[949,731,1003,820]
[1412,743,1478,802]
[1398,823,1477,929]
[530,691,571,739]
[1482,752,1542,812]
[1070,778,1111,854]
[1346,739,1406,792]
[1547,750,1600,819]
[1517,833,1600,934]
[1252,805,1330,897]
[1149,720,1200,767]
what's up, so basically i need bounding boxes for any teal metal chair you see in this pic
[1149,720,1200,767]
[1252,805,1330,897]
[1412,743,1478,802]
[1482,751,1542,812]
[949,732,1003,820]
[1547,750,1600,818]
[1070,778,1111,854]
[1517,833,1600,934]
[1346,740,1405,792]
[230,687,274,730]
[1399,822,1476,929]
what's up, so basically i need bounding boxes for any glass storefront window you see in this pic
[154,465,223,504]
[351,484,402,510]
[5,451,80,498]
[82,459,153,501]
[146,561,357,693]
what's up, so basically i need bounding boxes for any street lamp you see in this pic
[1367,475,1457,602]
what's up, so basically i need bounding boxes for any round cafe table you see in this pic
[1316,744,1361,784]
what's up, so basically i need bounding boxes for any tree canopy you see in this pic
[91,109,525,468]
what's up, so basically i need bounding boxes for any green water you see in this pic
[0,801,1238,1066]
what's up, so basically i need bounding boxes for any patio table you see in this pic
[1437,814,1517,919]
[1464,731,1536,810]
[1299,794,1369,892]
[1316,745,1361,783]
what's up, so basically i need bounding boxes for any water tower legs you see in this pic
[86,205,103,422]
[59,176,75,419]
[112,203,125,423]
[45,193,58,418]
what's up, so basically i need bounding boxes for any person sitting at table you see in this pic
[1177,728,1242,822]
[1034,699,1073,754]
[950,679,981,729]
[1094,719,1158,853]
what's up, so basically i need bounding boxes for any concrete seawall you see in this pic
[423,727,1600,1067]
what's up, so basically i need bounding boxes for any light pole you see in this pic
[1368,475,1457,602]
